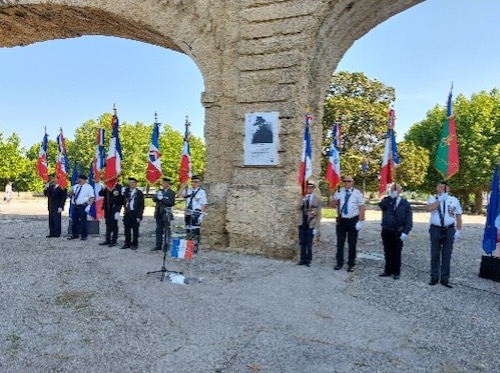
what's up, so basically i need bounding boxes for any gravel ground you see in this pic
[0,199,499,373]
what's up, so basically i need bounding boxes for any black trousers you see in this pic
[336,216,359,267]
[71,205,88,239]
[155,216,171,249]
[123,212,139,246]
[48,209,62,236]
[298,225,313,263]
[104,211,119,244]
[429,225,455,282]
[381,228,403,275]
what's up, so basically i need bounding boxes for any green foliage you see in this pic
[322,71,395,190]
[395,141,430,189]
[405,89,500,212]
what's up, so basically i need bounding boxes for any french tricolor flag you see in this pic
[298,111,313,195]
[103,111,123,189]
[93,128,106,182]
[378,107,400,196]
[146,115,162,184]
[37,131,49,183]
[325,122,342,191]
[170,239,194,260]
[55,128,69,189]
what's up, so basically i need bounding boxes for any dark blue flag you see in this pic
[482,165,500,254]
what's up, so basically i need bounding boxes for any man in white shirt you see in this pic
[181,175,207,252]
[425,180,462,288]
[330,175,365,272]
[68,174,95,241]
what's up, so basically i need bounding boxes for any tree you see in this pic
[394,141,430,189]
[322,71,395,192]
[405,89,500,212]
[0,133,33,191]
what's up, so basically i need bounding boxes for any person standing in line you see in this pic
[121,177,145,250]
[98,182,123,247]
[296,180,322,267]
[180,175,207,253]
[4,181,13,203]
[68,174,95,241]
[151,177,176,251]
[378,183,413,279]
[425,180,462,288]
[43,174,68,238]
[330,175,365,272]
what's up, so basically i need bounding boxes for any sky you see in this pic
[1,0,500,149]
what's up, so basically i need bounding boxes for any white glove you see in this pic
[84,205,91,213]
[44,183,50,188]
[312,229,317,236]
[136,218,140,223]
[57,207,62,213]
[454,230,461,240]
[400,232,408,241]
[121,187,126,194]
[156,191,164,200]
[332,192,341,201]
[390,190,398,199]
[438,193,448,202]
[355,221,363,231]
[114,212,120,220]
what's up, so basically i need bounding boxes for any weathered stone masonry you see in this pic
[0,0,422,257]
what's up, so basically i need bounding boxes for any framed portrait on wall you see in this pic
[244,111,279,166]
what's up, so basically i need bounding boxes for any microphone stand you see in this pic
[185,208,208,254]
[147,207,182,281]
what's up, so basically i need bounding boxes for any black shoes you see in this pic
[334,265,342,270]
[297,261,306,265]
[80,237,87,241]
[379,272,391,277]
[120,245,130,250]
[131,245,138,250]
[108,242,117,247]
[429,279,438,286]
[151,247,162,251]
[99,241,110,246]
[440,281,453,288]
[347,267,354,273]
[393,275,400,280]
[67,236,78,240]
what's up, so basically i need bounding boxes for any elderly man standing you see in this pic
[378,183,413,279]
[121,177,145,250]
[425,180,462,288]
[68,174,94,241]
[151,177,176,251]
[330,175,365,272]
[297,180,322,267]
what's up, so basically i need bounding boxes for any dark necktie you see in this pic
[342,191,351,215]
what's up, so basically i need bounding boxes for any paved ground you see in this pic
[0,199,499,372]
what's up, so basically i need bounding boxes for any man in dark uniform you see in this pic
[121,177,145,250]
[98,182,123,247]
[151,177,176,251]
[43,174,68,238]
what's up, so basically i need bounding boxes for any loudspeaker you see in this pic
[479,255,500,283]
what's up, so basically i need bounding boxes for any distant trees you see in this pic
[7,113,206,192]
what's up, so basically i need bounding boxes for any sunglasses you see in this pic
[343,180,353,183]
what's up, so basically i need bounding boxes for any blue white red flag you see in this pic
[88,161,104,220]
[178,117,192,185]
[55,128,69,189]
[483,165,500,255]
[68,160,78,218]
[146,115,162,184]
[37,131,49,183]
[103,111,123,189]
[298,110,313,195]
[378,107,400,196]
[170,238,194,260]
[325,122,341,191]
[93,128,106,182]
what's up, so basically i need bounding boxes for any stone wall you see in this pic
[0,0,423,257]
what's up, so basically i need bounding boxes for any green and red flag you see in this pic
[435,88,459,180]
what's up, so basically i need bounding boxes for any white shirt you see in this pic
[333,187,365,219]
[427,194,462,226]
[73,183,94,205]
[182,187,207,212]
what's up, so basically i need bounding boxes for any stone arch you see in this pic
[0,0,422,257]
